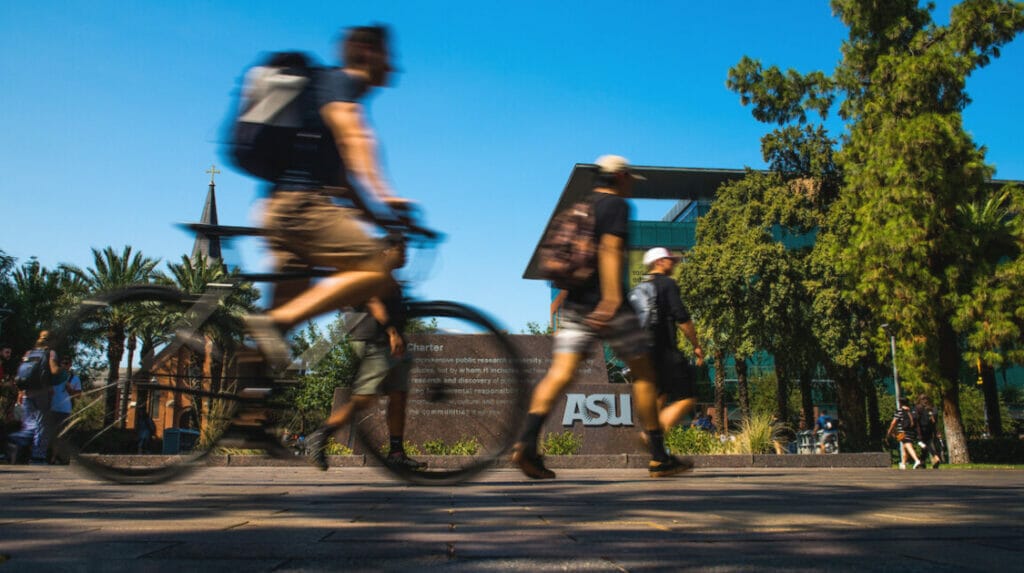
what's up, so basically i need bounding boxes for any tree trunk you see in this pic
[834,367,868,451]
[104,327,126,428]
[938,322,970,464]
[980,363,1002,437]
[120,334,136,429]
[735,357,751,420]
[774,362,789,425]
[713,349,726,433]
[798,369,814,431]
[866,380,883,448]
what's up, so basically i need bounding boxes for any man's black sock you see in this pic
[647,429,669,462]
[518,413,547,455]
[389,436,404,456]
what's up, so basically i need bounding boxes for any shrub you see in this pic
[966,438,1024,464]
[727,412,789,454]
[541,430,583,455]
[419,437,479,456]
[665,426,724,455]
[325,439,353,456]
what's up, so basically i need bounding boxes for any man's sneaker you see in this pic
[649,455,694,478]
[386,452,427,471]
[512,444,555,480]
[243,314,291,369]
[913,461,922,469]
[308,427,330,471]
[899,463,907,470]
[932,460,940,469]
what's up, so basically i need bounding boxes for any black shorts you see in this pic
[651,348,695,403]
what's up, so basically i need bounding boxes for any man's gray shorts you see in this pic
[552,307,650,360]
[350,340,411,396]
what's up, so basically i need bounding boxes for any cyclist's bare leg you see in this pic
[268,269,396,328]
[324,394,376,429]
[658,397,696,433]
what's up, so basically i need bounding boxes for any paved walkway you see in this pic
[1,465,1021,571]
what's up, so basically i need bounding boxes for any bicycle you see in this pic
[50,205,530,485]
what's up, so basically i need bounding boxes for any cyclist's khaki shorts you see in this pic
[553,306,650,361]
[350,340,411,396]
[262,190,383,271]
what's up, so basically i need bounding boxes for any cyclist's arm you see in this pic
[320,101,396,201]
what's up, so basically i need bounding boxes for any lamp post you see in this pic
[882,324,900,409]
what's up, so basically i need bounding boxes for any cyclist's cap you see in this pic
[642,247,680,267]
[594,154,646,180]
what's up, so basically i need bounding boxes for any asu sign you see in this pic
[562,393,633,426]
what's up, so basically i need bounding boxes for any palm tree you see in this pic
[165,254,259,427]
[62,246,161,427]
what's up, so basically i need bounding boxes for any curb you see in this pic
[74,452,891,469]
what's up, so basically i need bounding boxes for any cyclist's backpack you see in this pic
[227,51,327,181]
[628,280,660,331]
[537,199,597,289]
[14,348,51,391]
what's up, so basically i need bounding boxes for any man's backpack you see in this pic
[227,51,328,182]
[916,407,934,434]
[536,199,598,290]
[14,348,51,391]
[628,280,659,331]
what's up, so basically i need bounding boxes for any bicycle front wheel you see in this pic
[51,286,239,484]
[351,301,529,485]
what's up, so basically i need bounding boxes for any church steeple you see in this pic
[192,164,222,262]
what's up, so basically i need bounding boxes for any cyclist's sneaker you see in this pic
[386,452,427,471]
[308,427,330,471]
[512,444,555,480]
[243,314,291,369]
[649,455,694,478]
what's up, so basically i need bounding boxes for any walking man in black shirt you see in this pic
[514,155,694,479]
[638,247,704,432]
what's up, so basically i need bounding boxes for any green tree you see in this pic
[62,246,161,426]
[728,0,1024,462]
[285,314,360,433]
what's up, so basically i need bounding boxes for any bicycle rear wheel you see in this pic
[51,286,239,484]
[351,300,529,485]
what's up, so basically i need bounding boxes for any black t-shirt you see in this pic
[564,191,630,312]
[647,273,692,352]
[274,68,368,191]
[349,294,407,343]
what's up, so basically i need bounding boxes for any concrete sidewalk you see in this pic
[1,465,1021,571]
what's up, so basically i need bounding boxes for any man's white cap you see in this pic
[643,247,680,267]
[594,155,646,180]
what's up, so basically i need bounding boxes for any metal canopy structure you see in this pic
[521,162,1023,281]
[522,165,747,280]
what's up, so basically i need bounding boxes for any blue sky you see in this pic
[2,1,1022,333]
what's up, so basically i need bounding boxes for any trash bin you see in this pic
[162,428,201,454]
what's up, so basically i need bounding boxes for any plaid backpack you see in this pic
[537,199,597,290]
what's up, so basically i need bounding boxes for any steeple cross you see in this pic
[205,164,221,185]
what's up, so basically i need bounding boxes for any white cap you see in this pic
[594,155,646,180]
[643,247,680,267]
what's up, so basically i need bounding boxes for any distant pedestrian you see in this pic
[886,397,921,469]
[12,332,60,463]
[135,405,157,454]
[915,395,941,469]
[47,354,82,464]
